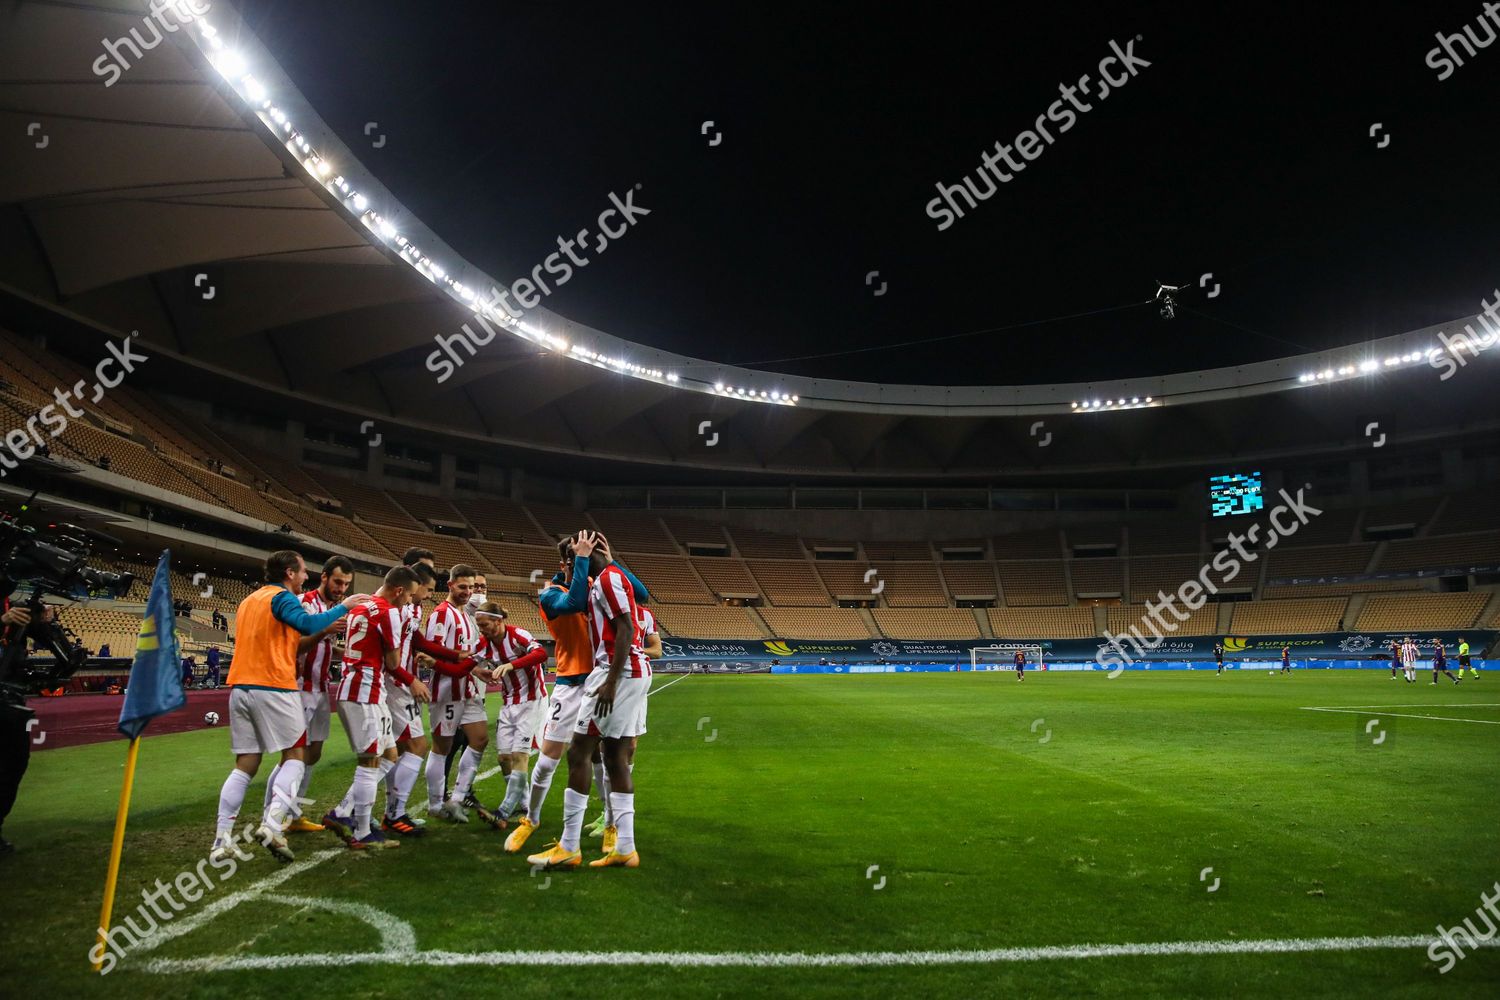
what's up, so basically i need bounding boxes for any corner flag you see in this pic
[117,550,186,738]
[96,549,186,972]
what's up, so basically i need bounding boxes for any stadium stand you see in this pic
[316,475,424,529]
[996,561,1069,606]
[1430,492,1491,535]
[454,496,547,544]
[989,607,1096,639]
[814,561,879,600]
[940,561,1000,598]
[1106,604,1219,637]
[653,604,770,639]
[1355,592,1490,630]
[361,525,494,573]
[1070,558,1125,597]
[1380,531,1500,572]
[662,516,732,549]
[691,557,762,597]
[1362,496,1442,533]
[874,608,982,640]
[489,591,547,636]
[470,541,557,579]
[758,607,872,640]
[1228,598,1348,635]
[611,554,714,604]
[588,510,678,554]
[747,560,830,606]
[870,562,949,607]
[387,488,469,528]
[1130,555,1212,603]
[730,527,805,559]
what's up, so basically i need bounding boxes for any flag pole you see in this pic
[93,736,141,972]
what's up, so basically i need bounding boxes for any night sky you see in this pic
[236,0,1500,386]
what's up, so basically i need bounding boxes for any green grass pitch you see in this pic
[2,670,1498,998]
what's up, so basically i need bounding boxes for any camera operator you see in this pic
[1,598,55,856]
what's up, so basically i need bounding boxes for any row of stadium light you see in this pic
[1071,396,1154,411]
[196,20,700,395]
[1296,347,1439,384]
[713,383,798,404]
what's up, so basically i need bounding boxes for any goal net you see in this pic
[970,644,1046,671]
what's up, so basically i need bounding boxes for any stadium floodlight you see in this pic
[213,49,248,79]
[352,193,368,210]
[242,76,269,103]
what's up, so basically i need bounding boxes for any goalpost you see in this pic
[970,644,1046,672]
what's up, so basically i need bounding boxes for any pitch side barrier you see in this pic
[756,659,1497,675]
[654,630,1497,672]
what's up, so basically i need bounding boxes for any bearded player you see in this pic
[505,531,649,854]
[423,564,492,822]
[275,554,354,833]
[529,542,651,869]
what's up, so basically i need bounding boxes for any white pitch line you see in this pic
[140,933,1500,974]
[130,765,504,956]
[1301,703,1500,709]
[648,672,691,697]
[1299,707,1500,726]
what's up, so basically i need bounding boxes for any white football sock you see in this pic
[452,746,482,801]
[609,791,636,854]
[297,760,315,804]
[527,754,559,824]
[351,764,380,839]
[387,752,422,818]
[216,768,252,837]
[498,770,525,815]
[424,750,447,809]
[261,762,284,814]
[266,759,305,828]
[559,787,588,852]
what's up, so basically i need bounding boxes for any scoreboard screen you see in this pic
[1209,471,1264,517]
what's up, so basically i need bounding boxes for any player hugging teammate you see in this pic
[213,532,654,868]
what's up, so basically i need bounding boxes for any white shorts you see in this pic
[337,700,396,757]
[385,685,426,742]
[299,689,331,744]
[543,681,588,744]
[228,686,307,755]
[572,669,650,740]
[495,699,544,754]
[430,697,487,738]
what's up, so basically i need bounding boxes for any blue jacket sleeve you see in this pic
[614,561,650,605]
[271,589,347,635]
[539,555,592,620]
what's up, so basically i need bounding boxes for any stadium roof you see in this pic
[2,0,1498,480]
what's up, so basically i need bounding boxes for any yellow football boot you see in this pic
[526,841,581,869]
[588,850,640,868]
[504,816,537,853]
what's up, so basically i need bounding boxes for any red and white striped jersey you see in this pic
[637,605,658,641]
[337,596,402,704]
[588,564,650,679]
[493,625,546,704]
[297,588,336,692]
[425,599,478,701]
